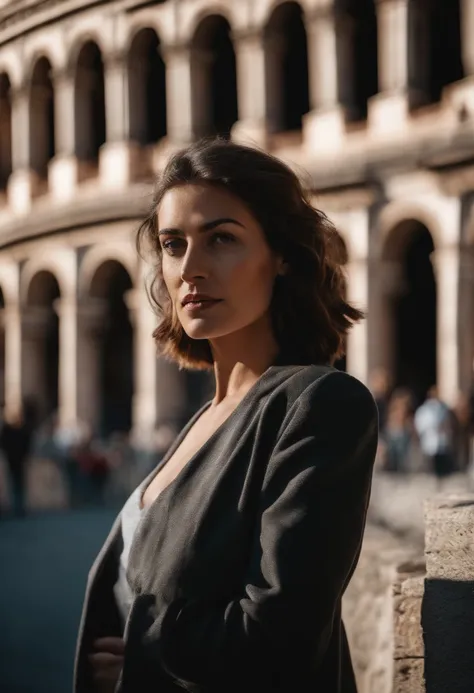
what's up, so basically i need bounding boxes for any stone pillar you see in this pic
[75,299,108,434]
[2,301,22,418]
[231,29,268,147]
[303,6,345,151]
[126,288,157,436]
[461,0,474,77]
[432,245,462,406]
[367,258,405,383]
[48,67,80,202]
[457,246,474,395]
[263,33,286,135]
[346,257,369,384]
[423,495,474,693]
[369,0,411,134]
[162,42,196,147]
[7,85,39,213]
[190,47,214,140]
[100,52,142,189]
[54,296,78,428]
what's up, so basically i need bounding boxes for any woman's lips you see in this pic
[182,299,223,313]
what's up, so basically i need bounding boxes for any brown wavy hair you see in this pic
[137,138,363,370]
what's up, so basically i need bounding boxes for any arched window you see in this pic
[75,41,106,162]
[128,28,167,145]
[89,261,134,437]
[24,271,61,420]
[337,0,378,121]
[427,0,463,103]
[265,2,309,133]
[0,73,12,189]
[192,15,238,138]
[383,221,437,404]
[30,57,55,177]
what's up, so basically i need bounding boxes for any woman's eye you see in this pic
[211,232,236,246]
[162,239,185,254]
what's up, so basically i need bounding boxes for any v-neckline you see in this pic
[138,363,278,511]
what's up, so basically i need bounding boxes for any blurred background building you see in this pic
[0,0,472,441]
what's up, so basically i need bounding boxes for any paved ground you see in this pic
[0,508,117,693]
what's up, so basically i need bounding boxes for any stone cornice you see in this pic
[0,182,152,250]
[0,0,109,46]
[307,124,474,193]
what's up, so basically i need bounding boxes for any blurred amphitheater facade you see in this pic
[0,0,473,437]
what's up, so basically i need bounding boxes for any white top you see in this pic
[113,483,149,628]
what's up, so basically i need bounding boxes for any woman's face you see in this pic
[157,182,283,342]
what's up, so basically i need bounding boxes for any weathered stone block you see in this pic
[394,590,424,659]
[424,495,474,581]
[393,657,425,693]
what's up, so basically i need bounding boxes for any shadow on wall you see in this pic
[423,578,474,693]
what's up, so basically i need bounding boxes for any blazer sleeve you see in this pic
[135,371,378,688]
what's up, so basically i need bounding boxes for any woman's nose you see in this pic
[180,246,209,283]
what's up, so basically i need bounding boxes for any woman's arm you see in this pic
[134,371,378,688]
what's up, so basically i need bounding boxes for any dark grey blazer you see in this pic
[74,364,378,693]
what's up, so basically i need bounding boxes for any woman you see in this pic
[74,139,378,693]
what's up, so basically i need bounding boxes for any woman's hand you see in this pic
[88,637,125,693]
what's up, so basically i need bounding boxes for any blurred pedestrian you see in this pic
[414,386,455,481]
[382,388,415,473]
[0,404,34,517]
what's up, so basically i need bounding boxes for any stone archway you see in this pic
[427,0,463,103]
[75,41,106,163]
[29,57,55,178]
[192,14,238,138]
[23,270,60,421]
[383,220,437,405]
[87,260,134,438]
[128,28,167,146]
[337,0,378,121]
[0,72,11,190]
[410,0,463,107]
[264,1,309,133]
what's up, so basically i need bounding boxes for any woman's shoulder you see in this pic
[269,364,376,410]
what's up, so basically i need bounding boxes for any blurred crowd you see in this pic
[0,400,178,518]
[2,368,474,517]
[370,368,474,480]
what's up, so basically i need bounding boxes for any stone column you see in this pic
[303,6,345,151]
[369,0,411,134]
[76,299,108,434]
[231,29,268,147]
[343,208,371,384]
[125,288,157,436]
[432,245,462,406]
[54,297,78,428]
[263,33,286,135]
[162,42,196,148]
[2,301,22,418]
[48,67,80,202]
[345,257,369,384]
[100,52,142,189]
[461,0,474,77]
[367,258,405,384]
[7,84,39,213]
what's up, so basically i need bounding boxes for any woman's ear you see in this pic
[277,260,289,276]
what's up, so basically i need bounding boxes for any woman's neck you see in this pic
[209,322,280,406]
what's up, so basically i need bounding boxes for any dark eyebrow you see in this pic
[158,217,245,237]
